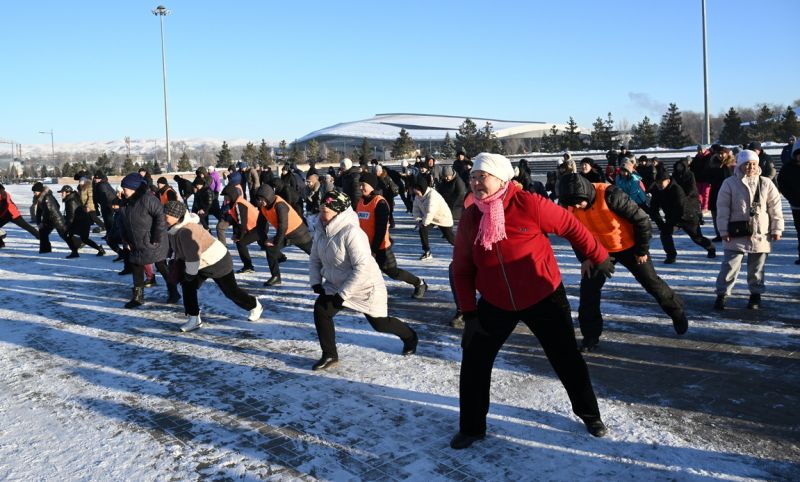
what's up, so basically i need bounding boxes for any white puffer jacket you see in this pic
[716,164,784,254]
[310,208,388,317]
[412,187,454,227]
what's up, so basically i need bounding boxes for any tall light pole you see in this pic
[153,5,172,172]
[38,129,55,163]
[701,0,710,145]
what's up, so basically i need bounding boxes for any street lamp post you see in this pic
[38,129,55,163]
[701,0,710,145]
[152,5,172,172]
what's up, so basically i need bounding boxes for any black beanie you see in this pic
[32,182,44,193]
[157,177,168,186]
[655,169,671,182]
[413,174,429,193]
[359,172,379,190]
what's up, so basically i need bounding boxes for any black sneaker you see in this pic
[143,278,157,288]
[672,312,688,335]
[707,248,716,259]
[449,431,485,450]
[402,329,418,356]
[450,311,464,329]
[412,279,428,299]
[713,295,726,311]
[583,418,608,437]
[312,356,338,371]
[237,267,255,274]
[66,252,79,259]
[96,248,106,257]
[664,256,677,264]
[747,293,761,310]
[580,337,599,353]
[263,276,282,286]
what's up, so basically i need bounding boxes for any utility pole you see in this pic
[701,0,711,145]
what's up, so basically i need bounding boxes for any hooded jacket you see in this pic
[310,208,388,317]
[120,183,170,265]
[717,162,784,253]
[412,187,454,227]
[93,179,116,209]
[35,188,67,232]
[437,175,467,221]
[63,191,92,235]
[452,183,608,313]
[254,185,310,247]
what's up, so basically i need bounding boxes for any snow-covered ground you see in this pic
[0,183,798,481]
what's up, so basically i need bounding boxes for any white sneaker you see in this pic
[180,315,202,332]
[248,298,263,321]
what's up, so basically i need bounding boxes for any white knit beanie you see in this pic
[471,153,515,182]
[341,158,352,170]
[736,149,759,168]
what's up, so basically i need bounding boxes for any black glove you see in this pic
[461,311,488,349]
[312,284,324,295]
[594,257,616,279]
[184,272,197,283]
[332,293,345,309]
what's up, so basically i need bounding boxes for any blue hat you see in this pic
[121,173,145,190]
[238,161,248,169]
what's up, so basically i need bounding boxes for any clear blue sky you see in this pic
[2,0,796,148]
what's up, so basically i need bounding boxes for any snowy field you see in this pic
[0,182,799,481]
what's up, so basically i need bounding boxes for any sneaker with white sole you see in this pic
[180,315,202,332]
[248,298,263,321]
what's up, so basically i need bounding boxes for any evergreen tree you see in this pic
[658,103,693,148]
[718,108,747,145]
[589,117,609,150]
[307,139,320,162]
[177,151,192,171]
[441,132,456,159]
[455,118,482,157]
[121,157,136,175]
[563,117,582,151]
[359,137,372,162]
[478,122,504,154]
[289,142,305,164]
[630,116,658,149]
[216,141,232,167]
[95,153,111,173]
[604,113,618,149]
[541,125,562,153]
[257,139,273,167]
[40,165,48,177]
[61,162,74,177]
[241,142,258,164]
[777,106,800,140]
[278,140,288,162]
[326,149,339,165]
[748,105,775,142]
[391,128,416,159]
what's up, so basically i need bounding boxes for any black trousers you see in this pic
[660,222,713,257]
[0,215,40,247]
[68,227,103,253]
[266,238,312,276]
[182,270,256,316]
[88,210,105,229]
[131,260,169,288]
[39,224,77,253]
[459,285,600,436]
[578,248,684,341]
[375,248,420,286]
[313,295,414,358]
[234,229,262,270]
[419,224,455,252]
[99,205,114,233]
[792,208,800,258]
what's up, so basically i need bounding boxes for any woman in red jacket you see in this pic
[450,153,614,449]
[0,183,40,248]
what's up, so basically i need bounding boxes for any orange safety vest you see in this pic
[0,192,21,219]
[258,195,302,235]
[228,197,259,232]
[356,195,391,250]
[159,186,177,205]
[569,183,635,253]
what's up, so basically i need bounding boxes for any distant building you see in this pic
[295,113,584,159]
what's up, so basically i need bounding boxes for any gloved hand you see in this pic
[331,293,345,309]
[461,311,488,349]
[594,257,615,279]
[184,272,197,283]
[312,284,324,295]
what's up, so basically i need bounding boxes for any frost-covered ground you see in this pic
[0,183,798,481]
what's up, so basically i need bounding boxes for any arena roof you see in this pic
[295,113,580,144]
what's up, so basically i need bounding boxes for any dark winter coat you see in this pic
[303,184,321,215]
[650,180,699,227]
[35,188,67,232]
[120,183,170,265]
[191,186,215,214]
[384,167,406,195]
[580,168,604,184]
[437,175,467,221]
[254,185,312,247]
[690,151,713,183]
[271,178,303,216]
[781,142,795,165]
[708,165,735,211]
[777,159,800,207]
[174,176,194,201]
[63,191,92,237]
[636,164,657,192]
[758,152,776,180]
[93,180,116,210]
[339,166,363,208]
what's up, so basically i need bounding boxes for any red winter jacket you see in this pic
[0,191,21,220]
[452,183,608,313]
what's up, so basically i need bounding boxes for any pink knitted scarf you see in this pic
[473,183,510,251]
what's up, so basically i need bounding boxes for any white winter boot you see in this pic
[180,315,202,332]
[248,298,263,321]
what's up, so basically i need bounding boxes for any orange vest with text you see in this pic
[356,195,391,250]
[258,195,302,235]
[159,187,177,205]
[568,183,635,253]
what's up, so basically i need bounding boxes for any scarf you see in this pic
[473,183,510,251]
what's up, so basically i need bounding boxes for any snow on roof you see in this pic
[296,113,579,143]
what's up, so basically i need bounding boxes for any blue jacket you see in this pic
[615,171,648,206]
